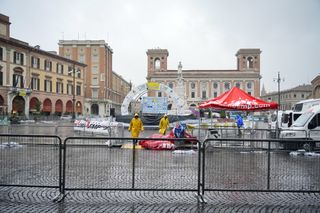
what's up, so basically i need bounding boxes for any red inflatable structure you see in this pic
[139,123,197,150]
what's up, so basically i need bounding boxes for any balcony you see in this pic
[9,87,32,96]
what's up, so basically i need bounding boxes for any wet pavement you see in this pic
[1,121,320,212]
[1,187,320,212]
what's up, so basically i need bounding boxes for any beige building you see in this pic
[112,71,132,115]
[146,48,262,109]
[0,14,86,117]
[311,75,320,98]
[260,84,312,110]
[58,40,131,117]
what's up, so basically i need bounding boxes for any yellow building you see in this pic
[0,14,86,117]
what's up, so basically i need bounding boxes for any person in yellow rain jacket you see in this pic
[128,113,144,139]
[159,114,170,135]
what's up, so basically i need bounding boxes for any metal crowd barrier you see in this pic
[0,134,62,193]
[192,126,275,141]
[202,138,320,194]
[0,123,125,140]
[61,137,201,196]
[1,132,320,203]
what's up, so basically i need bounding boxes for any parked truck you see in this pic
[280,104,320,151]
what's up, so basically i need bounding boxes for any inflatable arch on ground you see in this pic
[121,82,185,115]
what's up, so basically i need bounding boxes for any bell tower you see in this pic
[0,14,11,39]
[236,49,261,72]
[146,48,169,80]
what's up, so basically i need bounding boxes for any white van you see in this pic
[293,98,320,112]
[269,110,293,138]
[271,99,320,132]
[280,104,320,150]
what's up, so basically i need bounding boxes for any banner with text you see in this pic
[142,97,168,114]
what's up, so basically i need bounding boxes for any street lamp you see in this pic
[273,72,284,138]
[68,65,80,120]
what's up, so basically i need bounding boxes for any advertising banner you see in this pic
[147,82,160,91]
[142,97,168,114]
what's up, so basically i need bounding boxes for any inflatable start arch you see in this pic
[121,83,185,115]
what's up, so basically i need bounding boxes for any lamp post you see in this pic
[273,72,284,138]
[69,65,80,120]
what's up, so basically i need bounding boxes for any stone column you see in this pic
[7,92,14,115]
[24,95,30,118]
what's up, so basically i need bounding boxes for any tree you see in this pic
[35,100,42,113]
[220,110,226,118]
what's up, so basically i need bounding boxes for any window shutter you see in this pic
[21,76,24,88]
[21,54,24,65]
[31,56,34,67]
[62,83,64,93]
[49,61,52,71]
[37,79,40,90]
[0,71,3,86]
[13,74,17,87]
[50,81,52,92]
[37,58,40,68]
[13,51,16,63]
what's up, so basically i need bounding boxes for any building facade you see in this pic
[311,75,320,99]
[146,48,262,110]
[260,84,312,110]
[58,40,131,117]
[0,14,86,117]
[112,71,131,115]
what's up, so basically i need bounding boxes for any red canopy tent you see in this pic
[199,87,278,111]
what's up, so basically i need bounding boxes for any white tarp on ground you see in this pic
[289,149,320,157]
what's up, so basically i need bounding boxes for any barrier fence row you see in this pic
[0,134,320,203]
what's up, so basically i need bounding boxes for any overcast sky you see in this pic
[1,0,320,93]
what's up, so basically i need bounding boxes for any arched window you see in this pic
[213,82,218,89]
[168,82,173,89]
[43,98,52,113]
[154,58,160,70]
[247,82,252,89]
[13,67,24,88]
[247,56,254,69]
[224,82,230,90]
[235,82,241,88]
